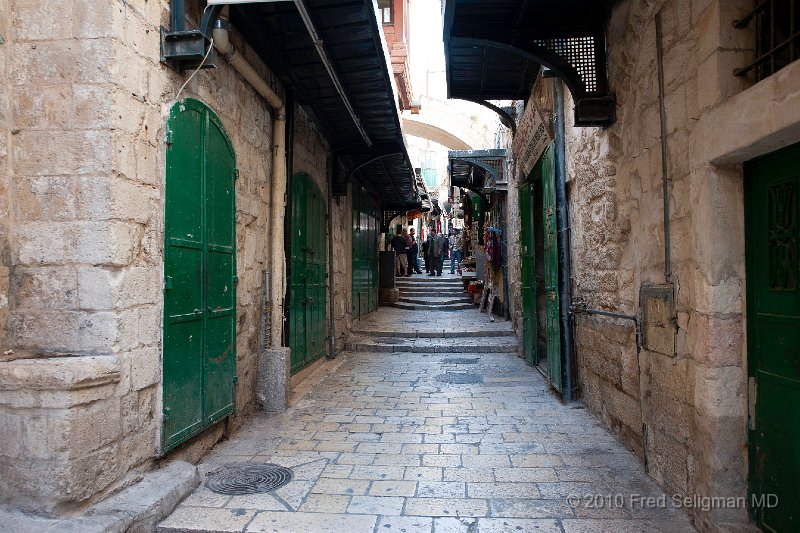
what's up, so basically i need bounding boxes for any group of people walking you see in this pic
[391,227,463,277]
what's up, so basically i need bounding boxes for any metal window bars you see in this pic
[735,0,800,81]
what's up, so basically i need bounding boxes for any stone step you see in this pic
[345,335,519,354]
[398,289,462,297]
[385,302,474,311]
[398,296,473,305]
[396,282,464,290]
[396,277,462,284]
[351,329,517,339]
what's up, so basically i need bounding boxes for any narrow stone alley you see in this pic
[158,277,694,533]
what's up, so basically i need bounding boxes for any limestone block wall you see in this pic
[0,0,10,352]
[331,185,353,352]
[558,0,779,530]
[0,0,286,515]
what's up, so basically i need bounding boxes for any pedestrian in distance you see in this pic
[422,232,432,274]
[407,227,422,274]
[429,229,449,276]
[450,229,463,274]
[391,228,409,277]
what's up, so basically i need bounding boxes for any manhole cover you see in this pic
[442,358,480,365]
[435,372,483,384]
[206,463,293,495]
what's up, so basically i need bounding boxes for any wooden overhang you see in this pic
[231,0,420,211]
[443,0,618,127]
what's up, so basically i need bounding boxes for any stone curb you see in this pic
[0,461,201,533]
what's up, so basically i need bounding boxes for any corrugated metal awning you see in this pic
[232,0,419,210]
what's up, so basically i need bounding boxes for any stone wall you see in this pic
[0,0,286,515]
[554,1,795,531]
[0,0,10,352]
[331,185,353,352]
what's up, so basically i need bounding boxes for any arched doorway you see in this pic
[162,99,237,451]
[289,173,328,373]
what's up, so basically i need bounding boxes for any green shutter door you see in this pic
[541,146,563,393]
[163,99,236,451]
[290,173,327,373]
[352,185,379,320]
[519,183,538,365]
[745,143,800,532]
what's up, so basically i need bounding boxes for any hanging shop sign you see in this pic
[512,101,553,178]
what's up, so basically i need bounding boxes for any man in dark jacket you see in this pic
[407,228,422,274]
[429,229,449,276]
[391,229,409,277]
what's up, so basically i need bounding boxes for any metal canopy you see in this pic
[231,0,419,210]
[449,149,507,198]
[443,0,618,127]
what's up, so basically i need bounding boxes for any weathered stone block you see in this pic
[77,266,160,310]
[11,0,73,41]
[8,310,119,354]
[137,305,161,346]
[13,266,77,309]
[13,175,76,221]
[13,130,113,177]
[127,345,160,391]
[690,313,744,367]
[11,39,113,85]
[693,364,745,419]
[16,221,140,266]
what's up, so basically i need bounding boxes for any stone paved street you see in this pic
[159,277,695,533]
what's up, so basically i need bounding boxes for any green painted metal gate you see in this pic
[519,182,538,365]
[541,146,562,393]
[162,99,237,452]
[745,143,800,532]
[352,185,379,319]
[289,173,327,374]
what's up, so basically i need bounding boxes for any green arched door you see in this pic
[289,173,327,373]
[163,99,237,451]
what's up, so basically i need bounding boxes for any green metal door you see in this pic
[519,183,538,365]
[352,185,379,319]
[541,146,562,393]
[290,173,327,374]
[163,99,236,452]
[745,143,800,532]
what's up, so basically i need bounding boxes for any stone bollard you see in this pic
[256,347,291,412]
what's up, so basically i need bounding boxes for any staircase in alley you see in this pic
[347,275,517,354]
[388,274,474,311]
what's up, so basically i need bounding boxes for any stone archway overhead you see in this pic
[402,119,473,151]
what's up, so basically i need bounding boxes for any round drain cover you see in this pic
[435,372,483,384]
[206,463,293,495]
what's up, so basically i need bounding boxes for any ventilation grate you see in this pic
[206,463,294,495]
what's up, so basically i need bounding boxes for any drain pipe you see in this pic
[553,79,576,402]
[212,17,287,347]
[327,155,337,360]
[655,12,672,284]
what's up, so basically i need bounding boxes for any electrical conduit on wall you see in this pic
[212,15,287,348]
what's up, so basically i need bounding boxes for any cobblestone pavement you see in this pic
[159,283,695,533]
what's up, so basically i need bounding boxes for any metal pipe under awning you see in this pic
[207,0,373,148]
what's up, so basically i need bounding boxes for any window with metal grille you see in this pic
[378,0,393,24]
[735,0,800,82]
